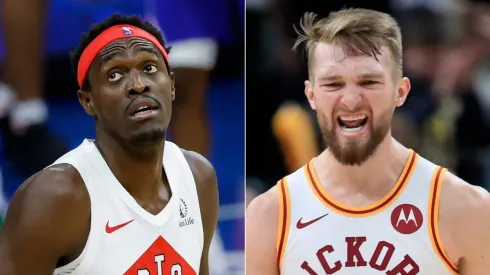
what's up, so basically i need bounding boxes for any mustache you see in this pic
[333,107,370,115]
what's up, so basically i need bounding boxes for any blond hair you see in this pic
[293,9,403,78]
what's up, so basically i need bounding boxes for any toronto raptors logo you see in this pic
[390,204,423,234]
[124,236,196,275]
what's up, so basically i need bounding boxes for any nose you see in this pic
[340,88,362,111]
[126,70,149,96]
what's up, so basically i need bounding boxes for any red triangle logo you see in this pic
[124,236,197,275]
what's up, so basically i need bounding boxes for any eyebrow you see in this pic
[317,75,343,82]
[100,47,160,65]
[358,72,384,79]
[317,72,384,82]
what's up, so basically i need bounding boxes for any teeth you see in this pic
[341,125,364,133]
[339,114,366,121]
[132,105,154,117]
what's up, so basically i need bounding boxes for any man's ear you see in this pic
[305,80,316,110]
[395,77,411,107]
[169,72,176,101]
[77,89,96,117]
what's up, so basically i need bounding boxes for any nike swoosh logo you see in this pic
[105,219,134,234]
[296,214,328,229]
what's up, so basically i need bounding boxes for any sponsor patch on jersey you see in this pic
[179,198,194,227]
[390,204,423,234]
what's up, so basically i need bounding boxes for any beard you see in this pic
[129,127,166,148]
[317,109,391,166]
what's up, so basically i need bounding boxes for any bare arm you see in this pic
[246,187,280,275]
[183,150,220,275]
[2,0,47,100]
[0,164,90,275]
[440,172,490,274]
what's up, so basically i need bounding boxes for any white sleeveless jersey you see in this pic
[276,150,459,275]
[52,139,203,275]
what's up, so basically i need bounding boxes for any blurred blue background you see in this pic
[0,0,244,274]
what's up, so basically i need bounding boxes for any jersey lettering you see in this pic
[137,254,183,275]
[301,237,419,274]
[124,236,195,275]
[345,236,367,267]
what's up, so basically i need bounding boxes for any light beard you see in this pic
[317,111,391,166]
[129,127,166,148]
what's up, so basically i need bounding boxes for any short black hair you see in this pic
[70,13,172,90]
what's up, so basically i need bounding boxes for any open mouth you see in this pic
[131,105,159,117]
[337,114,368,133]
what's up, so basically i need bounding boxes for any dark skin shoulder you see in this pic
[0,149,218,275]
[181,149,219,275]
[0,164,90,275]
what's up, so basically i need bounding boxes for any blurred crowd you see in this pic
[246,0,490,204]
[0,0,244,274]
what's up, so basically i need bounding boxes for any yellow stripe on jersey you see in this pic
[428,167,458,274]
[276,178,291,272]
[304,150,418,217]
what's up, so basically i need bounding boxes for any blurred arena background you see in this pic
[246,0,490,205]
[0,0,244,274]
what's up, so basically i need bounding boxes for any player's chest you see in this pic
[88,198,203,275]
[285,211,434,274]
[89,223,203,275]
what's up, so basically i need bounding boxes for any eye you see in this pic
[321,83,343,91]
[360,80,379,86]
[143,65,158,73]
[108,72,123,82]
[324,83,342,87]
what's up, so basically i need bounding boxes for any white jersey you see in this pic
[53,139,203,275]
[277,150,458,275]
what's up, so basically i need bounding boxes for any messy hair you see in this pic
[293,9,403,79]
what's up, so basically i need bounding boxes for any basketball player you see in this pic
[0,14,219,275]
[246,9,490,275]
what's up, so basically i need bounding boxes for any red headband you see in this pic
[77,24,170,88]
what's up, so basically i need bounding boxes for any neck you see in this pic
[95,130,165,197]
[316,134,411,192]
